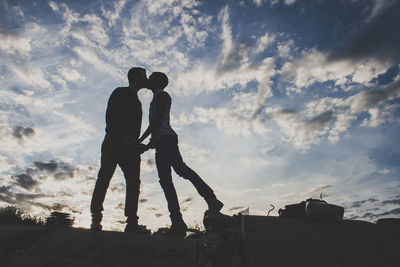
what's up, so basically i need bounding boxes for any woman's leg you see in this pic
[168,136,215,199]
[155,137,183,223]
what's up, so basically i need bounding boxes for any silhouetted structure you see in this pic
[45,212,74,228]
[1,214,399,266]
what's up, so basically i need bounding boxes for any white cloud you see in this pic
[51,75,67,88]
[255,32,275,54]
[73,47,120,79]
[218,5,233,62]
[281,49,392,92]
[368,0,397,19]
[59,67,85,82]
[8,64,52,90]
[277,39,295,59]
[265,79,400,149]
[285,0,296,5]
[345,79,400,113]
[0,155,15,172]
[379,169,395,174]
[101,0,127,27]
[252,0,294,6]
[360,103,400,128]
[0,31,31,59]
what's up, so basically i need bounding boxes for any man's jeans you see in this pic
[90,135,141,223]
[155,134,215,223]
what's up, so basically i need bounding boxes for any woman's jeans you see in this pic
[155,135,215,223]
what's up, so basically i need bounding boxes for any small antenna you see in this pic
[267,204,275,216]
[320,193,324,201]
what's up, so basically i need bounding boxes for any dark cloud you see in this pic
[116,203,124,210]
[278,108,298,115]
[180,197,193,204]
[328,1,400,63]
[349,197,381,208]
[0,185,13,203]
[374,208,400,217]
[359,212,374,219]
[11,126,35,140]
[146,159,155,166]
[217,44,248,75]
[351,200,367,208]
[0,184,75,212]
[26,201,54,210]
[351,80,400,111]
[25,167,38,175]
[305,111,334,129]
[53,171,74,180]
[111,186,125,193]
[14,192,46,202]
[85,175,96,181]
[139,198,148,203]
[58,161,75,172]
[0,184,49,210]
[87,166,96,172]
[0,185,11,194]
[14,173,39,190]
[48,203,69,212]
[34,160,58,172]
[155,213,163,218]
[382,199,400,205]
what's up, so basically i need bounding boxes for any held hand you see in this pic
[137,143,150,154]
[147,139,155,149]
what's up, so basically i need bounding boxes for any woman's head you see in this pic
[148,72,169,90]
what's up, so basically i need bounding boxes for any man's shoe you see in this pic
[90,212,103,231]
[124,223,151,235]
[90,222,102,231]
[205,197,224,214]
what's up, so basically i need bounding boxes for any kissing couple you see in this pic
[90,67,224,237]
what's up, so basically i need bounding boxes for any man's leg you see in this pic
[119,155,141,226]
[90,136,117,230]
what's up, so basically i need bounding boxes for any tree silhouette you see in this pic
[0,205,44,225]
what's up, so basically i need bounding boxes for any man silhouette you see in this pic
[139,72,224,237]
[90,67,149,233]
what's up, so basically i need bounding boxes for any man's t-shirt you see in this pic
[105,87,142,140]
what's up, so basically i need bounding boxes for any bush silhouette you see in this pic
[0,205,44,226]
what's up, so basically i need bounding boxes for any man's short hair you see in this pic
[150,72,169,89]
[128,67,146,82]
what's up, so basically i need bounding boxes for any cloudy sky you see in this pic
[1,0,399,231]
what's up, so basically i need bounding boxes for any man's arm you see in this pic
[138,92,170,144]
[106,89,123,137]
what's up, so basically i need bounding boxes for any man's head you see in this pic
[148,72,169,91]
[128,67,147,89]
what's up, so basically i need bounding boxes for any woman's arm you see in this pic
[138,92,171,144]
